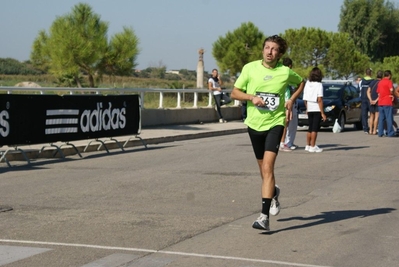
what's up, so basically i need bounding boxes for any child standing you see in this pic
[303,67,326,153]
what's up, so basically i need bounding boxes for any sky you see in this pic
[1,0,350,72]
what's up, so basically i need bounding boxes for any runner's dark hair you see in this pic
[263,35,288,55]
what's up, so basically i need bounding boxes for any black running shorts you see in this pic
[247,125,284,159]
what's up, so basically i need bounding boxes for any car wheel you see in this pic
[338,113,346,132]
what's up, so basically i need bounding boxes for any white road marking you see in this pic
[0,239,333,267]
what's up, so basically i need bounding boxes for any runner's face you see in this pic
[263,41,282,64]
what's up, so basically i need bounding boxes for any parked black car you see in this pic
[297,82,362,131]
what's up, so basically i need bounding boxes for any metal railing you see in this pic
[0,87,240,109]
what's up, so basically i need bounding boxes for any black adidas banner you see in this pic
[0,94,141,146]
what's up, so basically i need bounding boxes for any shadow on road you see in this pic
[319,144,370,151]
[0,145,175,173]
[263,208,396,235]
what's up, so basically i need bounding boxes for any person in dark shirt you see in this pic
[367,70,382,135]
[360,68,374,134]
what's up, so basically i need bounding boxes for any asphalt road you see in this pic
[0,126,398,267]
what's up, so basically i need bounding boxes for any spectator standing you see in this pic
[360,68,374,134]
[208,69,227,123]
[283,58,300,150]
[395,86,399,134]
[231,35,304,231]
[377,70,396,137]
[278,58,293,152]
[367,70,382,135]
[303,67,326,153]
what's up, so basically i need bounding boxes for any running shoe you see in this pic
[289,144,298,150]
[305,145,310,151]
[309,145,323,153]
[279,145,292,152]
[270,185,280,216]
[252,213,270,231]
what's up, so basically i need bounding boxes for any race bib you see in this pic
[255,92,280,111]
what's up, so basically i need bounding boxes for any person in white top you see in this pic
[208,69,228,123]
[303,67,326,153]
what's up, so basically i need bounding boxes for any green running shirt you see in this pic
[234,60,303,131]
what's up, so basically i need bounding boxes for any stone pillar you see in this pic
[196,49,204,89]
